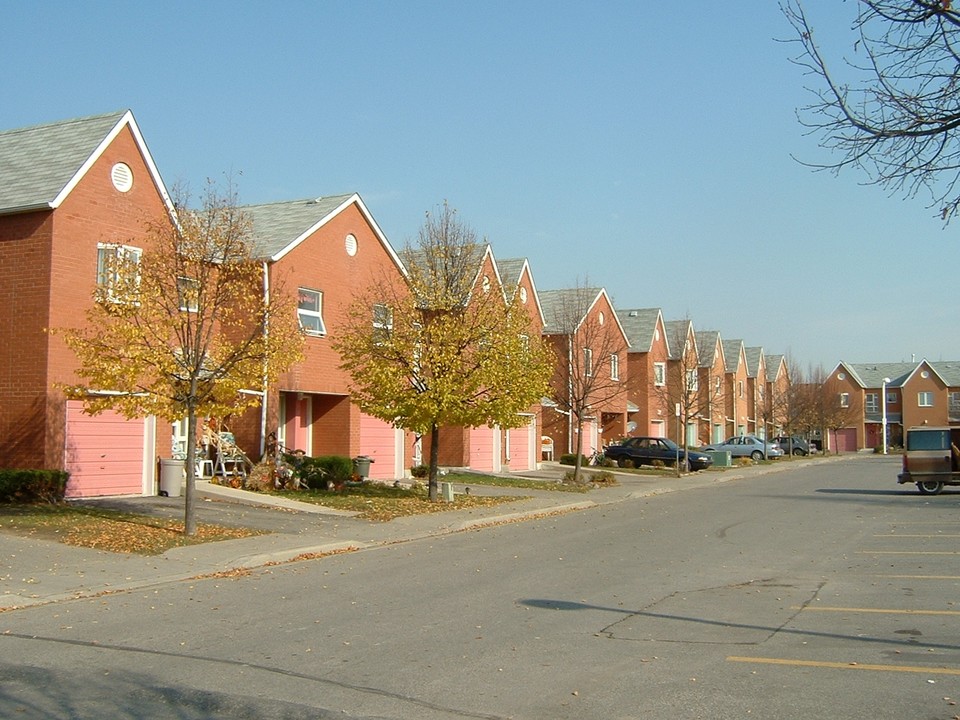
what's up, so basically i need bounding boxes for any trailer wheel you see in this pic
[917,480,944,495]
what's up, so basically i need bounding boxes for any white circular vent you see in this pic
[111,162,133,192]
[345,234,357,256]
[922,370,930,379]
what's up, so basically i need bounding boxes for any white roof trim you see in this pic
[50,110,175,219]
[269,193,407,277]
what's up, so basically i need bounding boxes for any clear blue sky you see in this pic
[4,2,955,373]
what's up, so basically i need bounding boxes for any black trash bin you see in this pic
[352,455,374,479]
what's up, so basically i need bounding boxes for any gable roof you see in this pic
[495,256,546,326]
[765,354,787,383]
[540,287,628,344]
[616,308,662,352]
[722,339,744,373]
[242,193,406,272]
[744,346,764,378]
[663,319,696,361]
[696,330,723,368]
[0,109,171,215]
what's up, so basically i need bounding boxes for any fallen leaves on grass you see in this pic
[269,483,526,522]
[0,504,263,555]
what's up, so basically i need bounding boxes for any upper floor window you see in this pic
[950,392,960,418]
[372,303,393,342]
[715,377,722,396]
[738,380,744,398]
[839,392,850,408]
[865,393,879,414]
[610,353,619,381]
[96,243,142,304]
[686,369,698,393]
[887,391,898,405]
[918,391,934,407]
[298,288,326,335]
[177,276,199,313]
[583,348,593,377]
[654,362,666,387]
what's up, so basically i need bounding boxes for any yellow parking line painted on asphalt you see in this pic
[793,606,960,616]
[858,550,960,555]
[727,656,960,675]
[875,574,960,580]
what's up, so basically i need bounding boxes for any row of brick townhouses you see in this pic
[826,360,960,452]
[0,110,791,497]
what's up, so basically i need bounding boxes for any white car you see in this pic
[703,435,783,461]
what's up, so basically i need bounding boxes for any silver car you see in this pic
[703,435,783,461]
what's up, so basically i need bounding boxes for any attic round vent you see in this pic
[838,372,846,380]
[111,162,133,192]
[519,286,527,303]
[921,370,930,379]
[345,234,357,256]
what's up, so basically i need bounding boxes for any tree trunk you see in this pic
[184,406,198,536]
[573,415,584,484]
[428,421,440,502]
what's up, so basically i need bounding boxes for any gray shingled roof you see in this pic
[722,339,743,373]
[242,194,356,259]
[0,110,128,214]
[494,258,525,293]
[540,287,602,334]
[663,319,693,360]
[765,354,786,383]
[744,346,764,378]
[616,308,660,352]
[697,330,721,368]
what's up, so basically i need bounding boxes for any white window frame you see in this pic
[839,392,850,408]
[918,391,934,408]
[685,369,698,393]
[583,348,593,377]
[610,353,619,381]
[654,362,666,387]
[177,276,199,313]
[298,288,326,336]
[864,393,879,414]
[96,243,142,303]
[372,302,393,343]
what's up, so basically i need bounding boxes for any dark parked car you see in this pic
[773,435,811,456]
[604,436,714,471]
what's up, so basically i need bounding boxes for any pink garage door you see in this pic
[469,425,500,472]
[64,401,151,498]
[833,427,858,453]
[358,413,399,480]
[508,416,535,471]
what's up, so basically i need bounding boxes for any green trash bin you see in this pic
[352,455,374,479]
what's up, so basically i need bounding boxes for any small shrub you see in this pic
[559,453,589,466]
[410,464,429,478]
[651,459,664,468]
[0,469,69,503]
[735,457,753,467]
[294,455,353,489]
[585,469,617,486]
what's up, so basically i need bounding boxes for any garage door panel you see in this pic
[65,401,149,498]
[358,413,398,480]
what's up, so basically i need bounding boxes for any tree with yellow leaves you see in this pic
[59,182,303,534]
[335,202,552,501]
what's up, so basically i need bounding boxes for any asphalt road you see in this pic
[4,454,960,719]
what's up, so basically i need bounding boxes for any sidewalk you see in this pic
[0,456,852,611]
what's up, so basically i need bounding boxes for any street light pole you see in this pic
[881,377,891,455]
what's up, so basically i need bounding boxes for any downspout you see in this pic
[259,261,270,458]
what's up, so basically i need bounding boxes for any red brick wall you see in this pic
[0,124,171,469]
